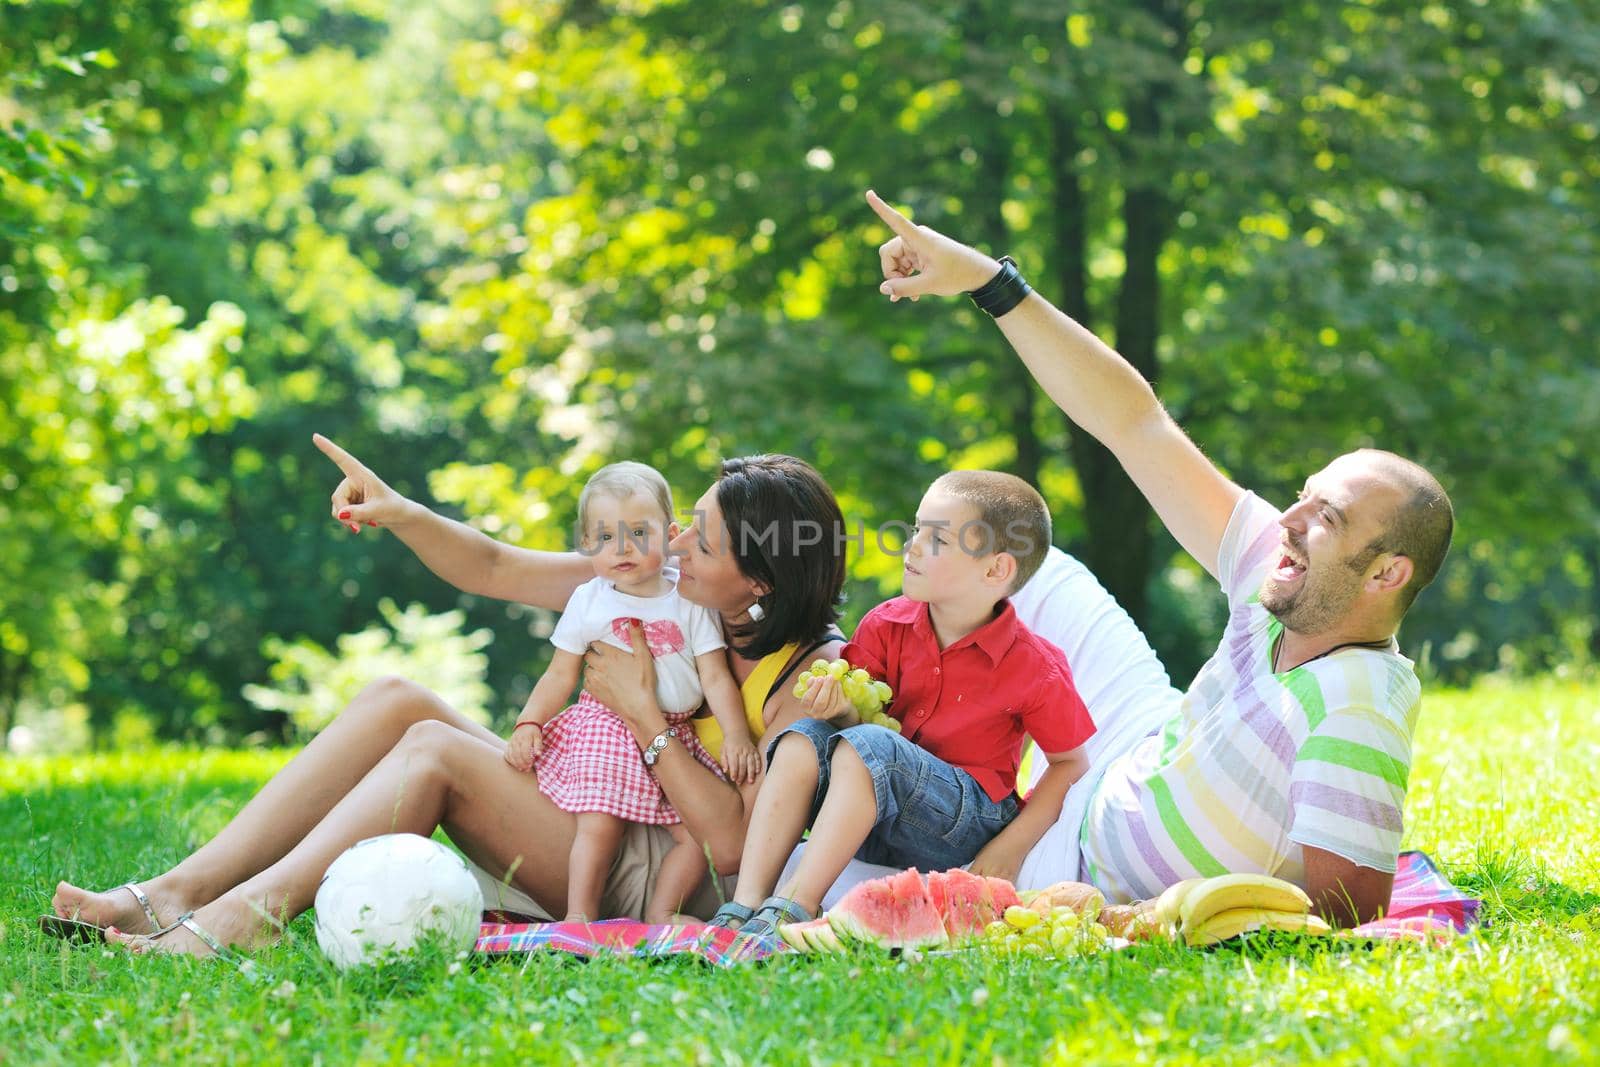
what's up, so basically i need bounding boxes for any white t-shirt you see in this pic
[549,573,727,717]
[781,546,1182,903]
[1078,493,1421,902]
[1009,547,1183,888]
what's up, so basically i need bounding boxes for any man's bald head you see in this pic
[1347,449,1454,616]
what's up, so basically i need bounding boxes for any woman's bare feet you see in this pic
[106,889,284,958]
[51,880,190,935]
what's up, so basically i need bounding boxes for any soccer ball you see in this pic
[313,833,484,970]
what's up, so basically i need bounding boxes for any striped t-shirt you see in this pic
[1079,492,1420,903]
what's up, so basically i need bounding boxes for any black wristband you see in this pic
[967,255,1032,318]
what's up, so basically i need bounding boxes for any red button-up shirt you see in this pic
[842,596,1094,803]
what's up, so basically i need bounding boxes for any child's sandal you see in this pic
[736,896,813,940]
[708,901,755,930]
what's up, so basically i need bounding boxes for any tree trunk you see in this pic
[1041,3,1187,627]
[1045,112,1092,328]
[0,653,20,743]
[1044,109,1161,623]
[1587,543,1600,661]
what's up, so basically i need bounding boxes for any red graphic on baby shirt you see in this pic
[609,617,686,657]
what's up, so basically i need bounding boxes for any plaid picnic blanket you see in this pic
[1344,849,1483,944]
[472,850,1482,963]
[474,915,781,966]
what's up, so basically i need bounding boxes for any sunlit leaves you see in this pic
[243,599,494,738]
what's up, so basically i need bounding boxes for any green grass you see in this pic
[3,676,1598,1065]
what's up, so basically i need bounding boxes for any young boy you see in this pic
[712,470,1095,936]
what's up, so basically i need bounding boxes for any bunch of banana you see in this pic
[1140,873,1332,946]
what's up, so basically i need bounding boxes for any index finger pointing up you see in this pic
[865,189,919,240]
[312,432,368,477]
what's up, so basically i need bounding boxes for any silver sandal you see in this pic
[39,882,166,943]
[116,883,165,932]
[136,912,260,980]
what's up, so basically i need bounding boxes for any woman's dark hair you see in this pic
[715,454,846,658]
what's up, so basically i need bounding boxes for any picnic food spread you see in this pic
[778,868,1335,956]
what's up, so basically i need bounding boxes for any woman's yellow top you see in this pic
[691,641,799,762]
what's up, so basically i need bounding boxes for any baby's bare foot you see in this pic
[52,881,182,935]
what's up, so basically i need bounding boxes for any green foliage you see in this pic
[1,678,1597,1062]
[3,0,1598,736]
[453,0,1600,672]
[0,295,255,740]
[243,600,494,739]
[0,9,117,242]
[0,0,264,741]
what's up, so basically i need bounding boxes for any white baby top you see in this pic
[548,572,728,717]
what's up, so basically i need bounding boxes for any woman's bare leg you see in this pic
[565,813,626,922]
[110,720,577,956]
[55,677,501,932]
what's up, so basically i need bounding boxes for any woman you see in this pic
[48,434,848,955]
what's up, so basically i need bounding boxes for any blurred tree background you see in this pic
[3,0,1596,749]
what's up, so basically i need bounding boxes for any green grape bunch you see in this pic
[979,903,1115,958]
[792,659,900,731]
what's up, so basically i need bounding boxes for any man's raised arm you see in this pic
[865,190,1244,580]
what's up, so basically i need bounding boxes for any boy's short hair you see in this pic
[933,470,1052,593]
[578,461,675,534]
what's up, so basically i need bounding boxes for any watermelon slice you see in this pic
[927,868,950,921]
[827,868,948,949]
[778,916,843,953]
[777,920,813,952]
[801,920,845,953]
[983,875,1023,914]
[925,869,1025,941]
[928,868,993,941]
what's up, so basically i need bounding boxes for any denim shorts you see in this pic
[765,718,1021,871]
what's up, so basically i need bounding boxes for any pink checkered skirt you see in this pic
[531,691,723,824]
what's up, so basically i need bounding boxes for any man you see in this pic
[865,190,1453,926]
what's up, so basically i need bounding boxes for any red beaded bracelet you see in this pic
[512,720,542,733]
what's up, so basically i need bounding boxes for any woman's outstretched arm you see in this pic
[314,433,593,611]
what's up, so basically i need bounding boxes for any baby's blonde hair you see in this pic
[578,461,675,536]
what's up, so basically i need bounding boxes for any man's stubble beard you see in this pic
[1261,565,1363,636]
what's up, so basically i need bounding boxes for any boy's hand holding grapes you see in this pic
[798,673,860,727]
[792,658,899,731]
